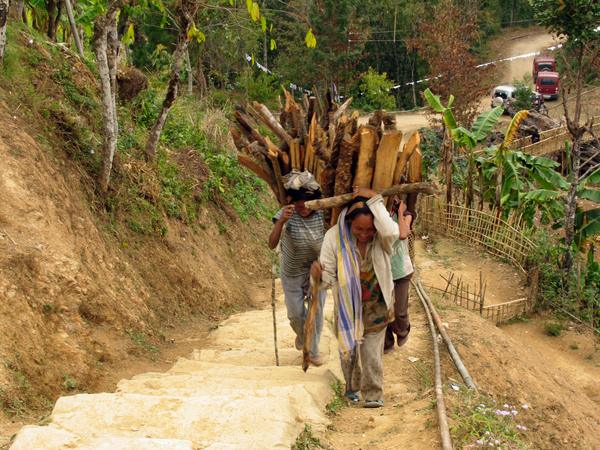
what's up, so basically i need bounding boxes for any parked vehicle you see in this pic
[491,85,517,111]
[535,71,560,100]
[533,57,556,83]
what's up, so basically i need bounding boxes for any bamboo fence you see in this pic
[510,121,600,157]
[428,271,532,324]
[418,197,536,272]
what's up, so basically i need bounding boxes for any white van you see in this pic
[491,85,517,109]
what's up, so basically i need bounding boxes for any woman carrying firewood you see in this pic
[384,197,414,354]
[310,187,399,408]
[269,181,327,367]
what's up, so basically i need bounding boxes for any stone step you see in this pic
[9,426,194,450]
[41,392,304,449]
[117,379,331,428]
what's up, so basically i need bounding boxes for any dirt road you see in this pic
[358,27,559,140]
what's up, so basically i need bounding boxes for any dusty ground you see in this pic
[323,235,600,450]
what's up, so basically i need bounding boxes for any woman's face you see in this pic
[350,214,376,243]
[293,200,313,218]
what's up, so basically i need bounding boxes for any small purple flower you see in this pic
[485,431,490,435]
[522,405,528,410]
[495,440,500,444]
[522,426,527,431]
[477,439,484,445]
[503,404,509,408]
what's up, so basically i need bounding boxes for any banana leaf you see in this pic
[579,188,600,204]
[575,207,600,245]
[472,107,503,142]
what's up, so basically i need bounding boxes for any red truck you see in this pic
[533,57,556,83]
[536,71,560,100]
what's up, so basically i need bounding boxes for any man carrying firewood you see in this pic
[268,172,326,366]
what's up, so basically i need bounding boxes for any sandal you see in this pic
[364,398,384,408]
[343,391,360,402]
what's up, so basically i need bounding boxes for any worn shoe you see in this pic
[364,398,384,408]
[295,336,303,351]
[344,391,360,402]
[309,353,324,366]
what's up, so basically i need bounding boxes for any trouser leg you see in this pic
[385,272,413,349]
[359,328,386,402]
[279,270,325,356]
[341,348,361,394]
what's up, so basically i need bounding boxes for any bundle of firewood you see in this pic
[230,87,433,225]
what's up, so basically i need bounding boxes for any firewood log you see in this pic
[369,110,385,130]
[304,182,442,210]
[353,126,379,188]
[267,144,287,205]
[237,154,279,202]
[392,130,421,186]
[251,101,292,146]
[230,127,250,151]
[331,132,361,225]
[371,130,403,191]
[290,138,301,170]
[233,110,267,149]
[406,148,423,213]
[383,113,396,130]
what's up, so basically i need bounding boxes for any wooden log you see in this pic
[305,182,443,210]
[369,110,385,130]
[251,101,292,146]
[233,110,268,149]
[353,126,379,188]
[230,127,250,151]
[302,278,320,372]
[266,141,287,205]
[331,132,360,225]
[408,147,423,183]
[331,96,354,126]
[307,97,316,126]
[299,145,306,170]
[246,140,269,156]
[392,129,421,185]
[290,138,301,170]
[312,85,324,118]
[237,154,280,202]
[406,148,423,213]
[383,113,396,130]
[371,130,403,191]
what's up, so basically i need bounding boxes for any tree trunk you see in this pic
[64,0,84,56]
[46,0,58,40]
[144,0,198,162]
[0,0,7,68]
[186,47,192,95]
[93,0,131,192]
[8,0,24,22]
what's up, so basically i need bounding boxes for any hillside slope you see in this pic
[0,28,274,430]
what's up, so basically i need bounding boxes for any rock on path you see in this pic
[10,282,342,449]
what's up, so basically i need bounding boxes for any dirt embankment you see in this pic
[0,91,274,436]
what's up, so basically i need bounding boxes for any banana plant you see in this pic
[424,88,503,208]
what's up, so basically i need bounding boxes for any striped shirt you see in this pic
[273,208,325,277]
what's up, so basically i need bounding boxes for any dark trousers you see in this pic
[384,272,413,350]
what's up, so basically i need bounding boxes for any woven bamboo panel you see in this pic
[418,197,536,271]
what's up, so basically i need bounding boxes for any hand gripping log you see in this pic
[302,273,320,372]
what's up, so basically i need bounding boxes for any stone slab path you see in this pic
[10,282,342,449]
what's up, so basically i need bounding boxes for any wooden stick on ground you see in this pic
[304,182,443,210]
[302,275,320,372]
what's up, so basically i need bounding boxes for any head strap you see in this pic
[347,201,366,216]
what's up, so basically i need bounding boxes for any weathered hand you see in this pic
[352,186,377,199]
[280,204,295,223]
[310,261,324,280]
[399,200,407,214]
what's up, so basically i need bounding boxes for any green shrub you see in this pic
[544,322,567,337]
[355,68,397,111]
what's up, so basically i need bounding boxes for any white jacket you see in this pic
[319,195,399,310]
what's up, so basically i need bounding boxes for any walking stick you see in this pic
[271,222,287,366]
[302,273,320,372]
